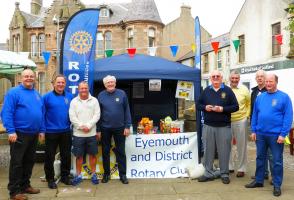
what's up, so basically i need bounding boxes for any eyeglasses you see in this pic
[23,75,34,79]
[211,75,220,78]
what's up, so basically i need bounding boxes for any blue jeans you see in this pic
[255,134,284,187]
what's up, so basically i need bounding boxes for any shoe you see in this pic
[91,173,99,185]
[221,177,230,184]
[102,174,111,183]
[251,175,255,179]
[197,175,214,182]
[61,177,72,185]
[48,181,57,189]
[10,194,28,200]
[229,170,234,173]
[23,186,40,194]
[264,174,269,180]
[245,181,264,188]
[236,172,245,178]
[273,187,281,197]
[71,175,83,186]
[120,175,129,184]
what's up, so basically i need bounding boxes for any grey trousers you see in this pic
[202,124,232,178]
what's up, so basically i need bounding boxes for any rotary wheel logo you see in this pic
[69,31,93,54]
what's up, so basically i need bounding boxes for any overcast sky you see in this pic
[0,0,245,43]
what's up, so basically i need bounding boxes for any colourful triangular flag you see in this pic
[105,49,114,57]
[42,51,51,66]
[191,43,196,53]
[127,48,136,58]
[170,45,178,57]
[275,34,283,45]
[211,42,219,54]
[232,40,240,52]
[148,47,157,56]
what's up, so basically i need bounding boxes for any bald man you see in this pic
[197,70,239,184]
[245,73,293,197]
[1,69,44,200]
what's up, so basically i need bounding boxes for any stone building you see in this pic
[6,0,164,94]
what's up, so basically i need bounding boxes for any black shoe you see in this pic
[197,175,214,182]
[221,177,230,184]
[48,181,57,189]
[61,177,72,185]
[245,181,264,188]
[120,175,129,184]
[264,174,269,180]
[102,174,111,183]
[273,187,281,197]
[229,170,234,173]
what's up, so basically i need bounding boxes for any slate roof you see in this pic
[87,0,162,25]
[20,7,47,28]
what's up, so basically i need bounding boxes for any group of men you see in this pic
[197,69,293,197]
[1,69,132,200]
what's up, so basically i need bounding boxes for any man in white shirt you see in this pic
[69,81,100,186]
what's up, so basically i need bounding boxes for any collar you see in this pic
[53,90,65,96]
[77,94,93,102]
[209,83,225,90]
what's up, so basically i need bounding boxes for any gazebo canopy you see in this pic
[0,50,36,74]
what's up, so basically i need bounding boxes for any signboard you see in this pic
[175,81,194,100]
[149,79,161,91]
[126,132,198,178]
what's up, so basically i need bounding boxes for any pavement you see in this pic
[0,141,294,200]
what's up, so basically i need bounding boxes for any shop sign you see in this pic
[175,81,194,100]
[232,60,294,75]
[126,132,198,178]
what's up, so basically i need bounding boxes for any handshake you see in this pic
[205,105,223,112]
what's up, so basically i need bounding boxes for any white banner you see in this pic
[126,132,198,178]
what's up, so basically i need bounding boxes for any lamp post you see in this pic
[53,14,60,74]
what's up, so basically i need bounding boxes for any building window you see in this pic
[39,34,45,57]
[148,28,155,47]
[100,8,109,17]
[128,28,134,48]
[217,51,222,69]
[96,32,104,58]
[272,22,281,56]
[238,35,245,63]
[31,35,38,57]
[105,31,112,50]
[38,72,46,95]
[226,49,230,66]
[203,54,209,73]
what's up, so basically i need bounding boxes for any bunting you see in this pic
[211,42,219,54]
[232,40,240,52]
[105,49,114,57]
[191,43,196,53]
[275,34,283,45]
[148,47,157,56]
[170,45,179,57]
[127,48,136,57]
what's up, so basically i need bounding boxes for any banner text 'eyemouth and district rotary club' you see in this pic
[126,132,198,178]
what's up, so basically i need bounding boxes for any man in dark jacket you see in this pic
[197,70,239,184]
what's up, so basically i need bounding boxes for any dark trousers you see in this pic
[255,134,284,187]
[44,132,72,181]
[8,133,38,197]
[101,127,126,176]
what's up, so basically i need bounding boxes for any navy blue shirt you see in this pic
[197,84,239,127]
[97,89,132,130]
[43,90,73,133]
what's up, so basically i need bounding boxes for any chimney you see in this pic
[180,5,192,18]
[31,0,43,15]
[15,2,20,10]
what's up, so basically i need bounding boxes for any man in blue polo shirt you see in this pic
[1,69,44,200]
[197,70,239,184]
[41,75,73,189]
[97,75,132,184]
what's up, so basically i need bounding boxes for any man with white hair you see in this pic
[97,75,132,184]
[197,70,239,184]
[245,73,293,197]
